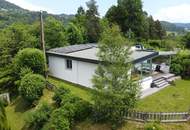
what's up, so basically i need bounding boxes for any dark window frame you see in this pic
[66,59,72,69]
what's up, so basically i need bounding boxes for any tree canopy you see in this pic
[92,25,139,128]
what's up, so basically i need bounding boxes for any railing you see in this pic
[124,111,190,123]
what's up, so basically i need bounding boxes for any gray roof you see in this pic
[159,51,178,56]
[47,44,158,64]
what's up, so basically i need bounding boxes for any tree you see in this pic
[13,48,45,76]
[44,16,68,49]
[106,0,144,39]
[19,73,46,102]
[183,32,190,49]
[0,23,39,90]
[85,0,101,43]
[0,23,38,67]
[154,20,166,40]
[0,101,10,130]
[66,22,85,45]
[148,16,157,39]
[170,50,190,78]
[92,25,139,128]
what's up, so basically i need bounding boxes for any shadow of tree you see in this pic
[13,97,31,113]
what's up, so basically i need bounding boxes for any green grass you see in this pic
[137,80,190,112]
[75,120,190,130]
[6,78,190,130]
[48,77,92,102]
[6,89,54,130]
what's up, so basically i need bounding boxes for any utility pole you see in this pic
[40,11,48,79]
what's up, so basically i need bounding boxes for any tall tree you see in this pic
[183,32,190,49]
[92,25,139,128]
[154,20,166,40]
[148,16,157,39]
[66,22,85,45]
[85,0,101,43]
[44,16,67,49]
[106,0,144,39]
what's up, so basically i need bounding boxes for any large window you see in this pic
[66,59,72,69]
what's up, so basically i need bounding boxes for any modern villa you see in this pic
[47,44,177,94]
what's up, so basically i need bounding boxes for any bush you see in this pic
[170,50,190,78]
[19,73,46,102]
[43,107,70,130]
[13,48,45,76]
[46,90,92,130]
[53,87,70,107]
[144,123,163,130]
[27,103,53,129]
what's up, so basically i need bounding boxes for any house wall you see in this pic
[48,55,97,88]
[48,55,153,90]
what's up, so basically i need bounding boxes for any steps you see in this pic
[152,74,177,88]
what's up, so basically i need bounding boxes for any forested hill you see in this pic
[0,0,74,28]
[161,21,190,33]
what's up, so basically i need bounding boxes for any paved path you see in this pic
[140,85,169,99]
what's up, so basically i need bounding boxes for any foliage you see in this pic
[27,103,53,130]
[106,1,166,40]
[106,0,144,39]
[170,50,190,78]
[44,16,68,49]
[0,23,39,67]
[43,107,71,130]
[0,100,10,130]
[13,48,45,76]
[53,87,70,107]
[144,123,163,130]
[85,0,101,43]
[19,73,46,102]
[182,32,190,49]
[92,25,139,128]
[66,22,85,45]
[46,90,91,130]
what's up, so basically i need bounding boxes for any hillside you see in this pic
[0,0,74,28]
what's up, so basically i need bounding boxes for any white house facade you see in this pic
[47,44,159,90]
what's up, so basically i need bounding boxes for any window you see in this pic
[66,59,72,69]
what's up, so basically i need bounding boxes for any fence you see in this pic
[125,111,190,123]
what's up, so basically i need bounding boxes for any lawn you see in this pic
[6,89,54,130]
[48,77,92,102]
[75,120,190,130]
[137,80,190,112]
[6,78,190,130]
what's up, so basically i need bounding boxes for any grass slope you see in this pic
[6,89,54,130]
[48,77,92,102]
[137,80,190,112]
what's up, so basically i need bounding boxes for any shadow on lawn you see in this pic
[13,97,31,113]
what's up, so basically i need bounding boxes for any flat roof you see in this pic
[47,44,159,64]
[159,51,178,56]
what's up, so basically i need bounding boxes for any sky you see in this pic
[5,0,190,23]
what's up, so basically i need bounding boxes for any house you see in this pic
[47,44,159,91]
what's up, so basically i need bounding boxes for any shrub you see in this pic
[144,123,163,130]
[27,103,53,129]
[170,50,190,78]
[19,73,46,102]
[46,91,92,130]
[43,107,70,130]
[13,48,45,76]
[53,87,70,107]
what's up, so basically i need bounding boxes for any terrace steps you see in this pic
[152,74,176,88]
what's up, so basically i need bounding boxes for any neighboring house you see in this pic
[47,44,159,91]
